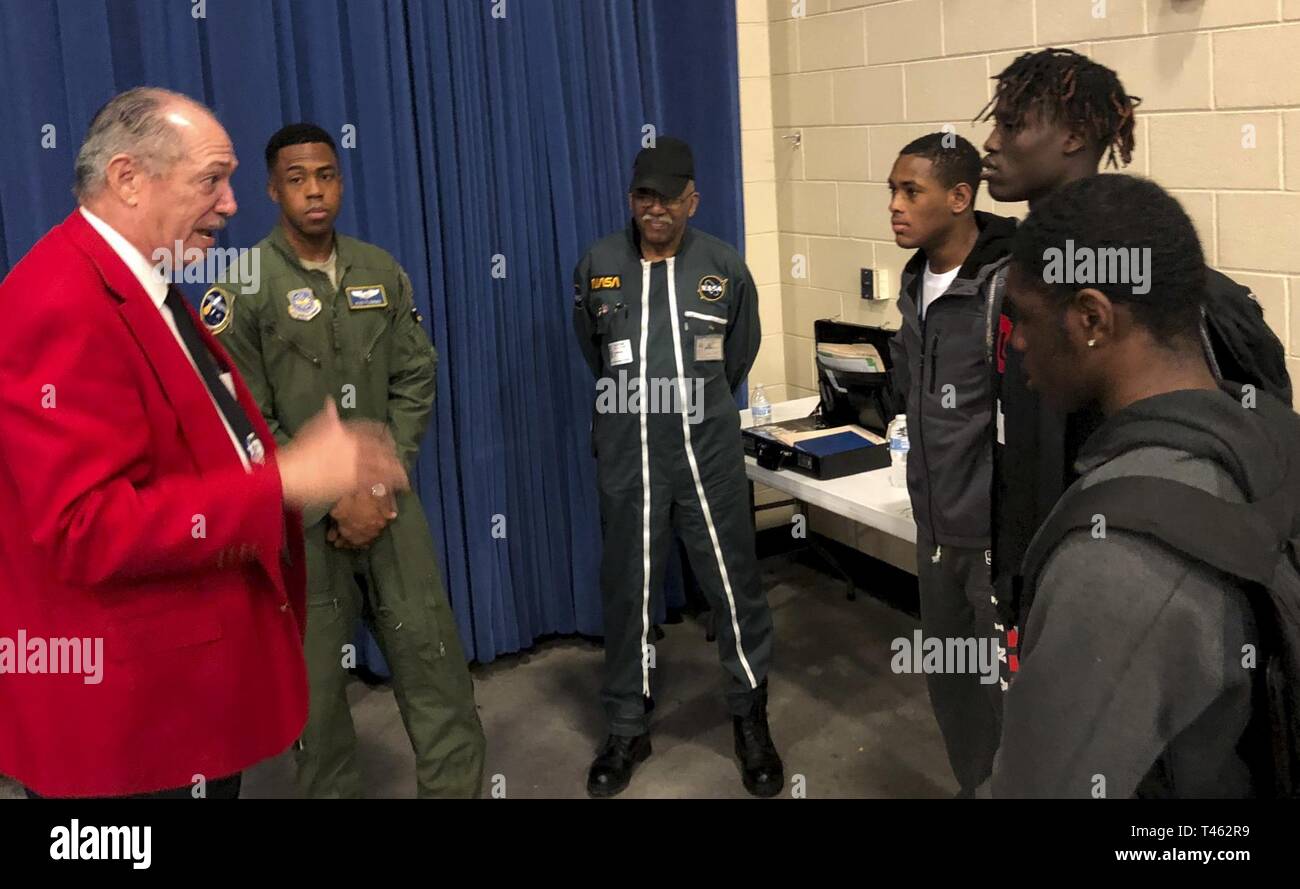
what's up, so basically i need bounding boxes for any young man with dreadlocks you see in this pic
[885,133,1016,797]
[974,48,1291,684]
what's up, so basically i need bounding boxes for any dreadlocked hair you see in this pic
[977,48,1141,170]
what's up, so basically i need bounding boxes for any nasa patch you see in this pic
[697,275,727,302]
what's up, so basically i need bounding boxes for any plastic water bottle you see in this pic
[751,384,772,425]
[887,414,909,487]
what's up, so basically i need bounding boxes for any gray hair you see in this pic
[73,87,199,200]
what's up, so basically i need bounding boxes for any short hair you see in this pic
[73,87,196,200]
[265,123,338,171]
[1010,174,1205,346]
[897,132,982,195]
[977,48,1141,170]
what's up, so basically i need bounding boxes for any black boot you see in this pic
[733,683,783,798]
[586,733,651,798]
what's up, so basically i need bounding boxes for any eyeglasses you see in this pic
[630,189,695,211]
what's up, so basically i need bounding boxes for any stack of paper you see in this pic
[816,341,887,374]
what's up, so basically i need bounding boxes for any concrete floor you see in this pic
[1,546,958,799]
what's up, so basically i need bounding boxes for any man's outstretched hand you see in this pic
[277,398,409,512]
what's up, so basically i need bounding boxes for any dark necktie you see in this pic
[164,286,263,465]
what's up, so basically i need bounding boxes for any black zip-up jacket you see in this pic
[888,211,1017,549]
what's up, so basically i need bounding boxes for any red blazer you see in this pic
[0,210,308,797]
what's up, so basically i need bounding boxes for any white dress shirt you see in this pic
[80,207,251,471]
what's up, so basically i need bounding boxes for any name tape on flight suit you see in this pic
[346,285,388,310]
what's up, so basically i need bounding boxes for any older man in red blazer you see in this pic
[0,87,409,798]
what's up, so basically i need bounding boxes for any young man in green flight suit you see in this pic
[209,123,485,798]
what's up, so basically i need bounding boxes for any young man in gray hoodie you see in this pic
[886,133,1017,796]
[991,174,1272,798]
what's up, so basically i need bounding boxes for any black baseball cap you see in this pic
[629,137,695,198]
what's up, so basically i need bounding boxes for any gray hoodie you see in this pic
[991,387,1271,798]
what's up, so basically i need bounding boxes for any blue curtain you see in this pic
[0,0,742,663]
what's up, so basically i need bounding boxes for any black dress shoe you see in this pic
[586,733,651,798]
[733,683,784,798]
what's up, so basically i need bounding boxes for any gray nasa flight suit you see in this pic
[573,221,771,737]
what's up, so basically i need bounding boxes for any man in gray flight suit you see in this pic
[213,123,485,798]
[572,137,783,798]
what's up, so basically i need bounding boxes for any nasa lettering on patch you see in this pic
[346,284,388,310]
[200,286,234,334]
[697,275,726,302]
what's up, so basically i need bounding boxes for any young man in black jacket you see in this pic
[991,175,1271,798]
[975,48,1291,656]
[887,133,1017,796]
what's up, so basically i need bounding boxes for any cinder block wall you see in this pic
[737,2,789,402]
[736,0,1300,566]
[744,0,1300,398]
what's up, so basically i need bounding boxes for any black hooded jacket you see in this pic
[888,211,1017,548]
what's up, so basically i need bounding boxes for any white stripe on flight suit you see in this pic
[637,260,653,697]
[664,258,758,689]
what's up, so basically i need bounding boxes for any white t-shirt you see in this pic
[919,261,961,321]
[301,250,339,289]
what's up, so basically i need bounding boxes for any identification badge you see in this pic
[694,334,723,362]
[608,339,633,367]
[287,288,321,321]
[346,284,388,310]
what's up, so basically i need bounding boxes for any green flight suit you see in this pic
[210,225,485,798]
